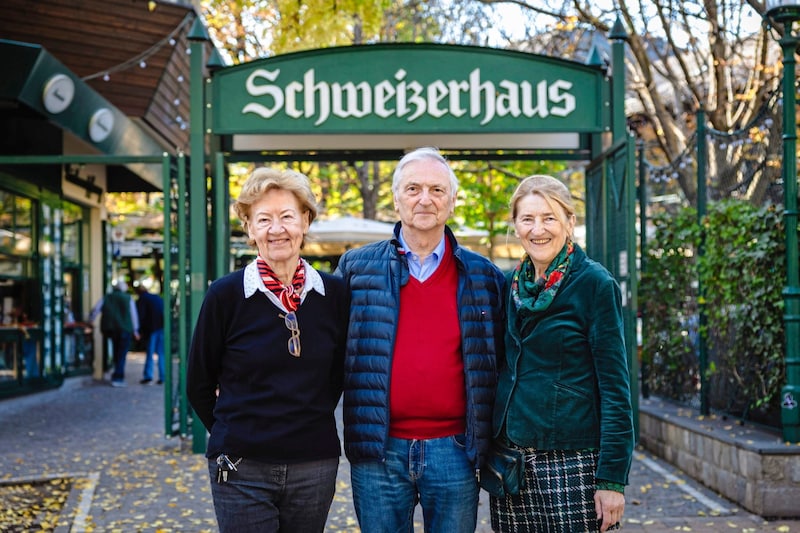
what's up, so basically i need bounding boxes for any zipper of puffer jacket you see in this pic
[383,268,403,463]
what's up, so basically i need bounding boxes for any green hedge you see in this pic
[641,200,788,427]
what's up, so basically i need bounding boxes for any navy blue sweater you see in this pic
[186,268,349,463]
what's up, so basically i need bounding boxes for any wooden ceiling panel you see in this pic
[1,0,199,151]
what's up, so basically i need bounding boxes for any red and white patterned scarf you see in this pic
[256,258,305,311]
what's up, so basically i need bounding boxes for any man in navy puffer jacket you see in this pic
[335,147,505,533]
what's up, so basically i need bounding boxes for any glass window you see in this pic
[0,331,18,383]
[62,201,83,265]
[0,192,35,257]
[15,196,32,242]
[0,191,12,254]
[0,254,26,278]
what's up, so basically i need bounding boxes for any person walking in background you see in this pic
[64,298,92,367]
[89,280,140,387]
[335,147,505,533]
[490,175,635,533]
[186,167,349,532]
[10,305,39,379]
[135,284,165,385]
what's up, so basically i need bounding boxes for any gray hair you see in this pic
[391,147,459,197]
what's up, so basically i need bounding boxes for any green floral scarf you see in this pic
[510,241,574,323]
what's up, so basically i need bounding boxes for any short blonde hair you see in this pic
[509,174,575,228]
[233,167,318,246]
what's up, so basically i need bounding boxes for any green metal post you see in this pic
[696,109,709,416]
[626,137,639,442]
[610,16,639,438]
[188,17,210,453]
[205,59,228,281]
[610,31,630,313]
[779,24,800,443]
[161,153,172,437]
[177,154,189,439]
[610,18,627,280]
[638,141,649,399]
[583,44,607,263]
[610,18,627,142]
[214,151,229,279]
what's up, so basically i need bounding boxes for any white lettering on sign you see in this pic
[241,68,576,126]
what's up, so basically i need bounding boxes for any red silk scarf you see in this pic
[257,258,305,312]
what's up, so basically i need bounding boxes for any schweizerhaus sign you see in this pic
[241,67,577,126]
[211,43,607,135]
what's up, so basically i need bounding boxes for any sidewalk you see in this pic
[1,353,799,532]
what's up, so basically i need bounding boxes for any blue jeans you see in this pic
[351,435,479,533]
[142,328,164,381]
[23,338,39,378]
[208,456,338,532]
[109,331,132,382]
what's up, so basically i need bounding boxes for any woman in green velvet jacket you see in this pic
[489,175,635,533]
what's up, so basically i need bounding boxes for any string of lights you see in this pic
[81,13,194,82]
[644,132,697,183]
[642,85,786,191]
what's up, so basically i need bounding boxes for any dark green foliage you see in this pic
[641,200,788,426]
[641,207,702,403]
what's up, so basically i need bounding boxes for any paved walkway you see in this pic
[1,353,799,532]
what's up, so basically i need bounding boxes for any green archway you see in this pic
[180,29,637,450]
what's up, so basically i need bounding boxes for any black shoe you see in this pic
[140,378,152,384]
[156,380,164,385]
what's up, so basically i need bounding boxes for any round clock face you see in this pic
[42,74,75,114]
[88,108,115,143]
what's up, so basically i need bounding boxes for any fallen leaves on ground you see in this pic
[0,478,71,532]
[0,445,217,533]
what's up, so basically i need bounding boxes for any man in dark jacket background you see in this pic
[335,147,505,533]
[89,280,140,387]
[135,284,165,385]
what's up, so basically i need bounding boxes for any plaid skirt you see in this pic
[489,447,600,533]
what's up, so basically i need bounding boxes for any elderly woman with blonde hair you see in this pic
[187,167,349,532]
[488,174,635,532]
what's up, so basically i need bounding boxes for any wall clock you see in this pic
[88,108,114,143]
[42,74,75,114]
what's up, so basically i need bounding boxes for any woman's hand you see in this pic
[594,489,624,531]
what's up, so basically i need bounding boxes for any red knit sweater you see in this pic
[389,245,466,439]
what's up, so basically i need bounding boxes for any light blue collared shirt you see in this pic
[398,231,446,282]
